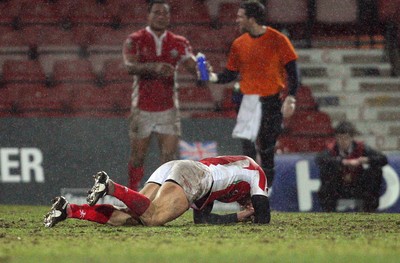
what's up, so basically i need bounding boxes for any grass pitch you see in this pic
[0,205,399,263]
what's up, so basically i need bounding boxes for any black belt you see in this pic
[259,93,280,103]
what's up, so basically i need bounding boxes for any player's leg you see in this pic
[358,167,383,212]
[87,172,152,223]
[44,196,139,227]
[140,182,161,201]
[128,136,151,190]
[156,133,179,164]
[140,181,190,226]
[88,177,178,226]
[317,170,341,212]
[128,108,152,190]
[140,160,212,226]
[154,108,181,164]
[258,95,283,187]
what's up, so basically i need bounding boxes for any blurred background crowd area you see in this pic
[0,0,400,153]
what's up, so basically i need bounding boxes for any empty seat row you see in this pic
[0,0,211,27]
[0,24,238,54]
[0,59,132,86]
[0,25,137,48]
[0,82,219,117]
[0,82,132,117]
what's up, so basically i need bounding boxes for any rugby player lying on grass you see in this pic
[44,155,270,227]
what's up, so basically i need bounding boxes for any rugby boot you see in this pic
[87,171,109,206]
[43,196,68,228]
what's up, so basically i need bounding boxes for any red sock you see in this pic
[112,182,150,216]
[128,164,144,191]
[68,204,115,224]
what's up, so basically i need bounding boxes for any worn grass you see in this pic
[0,205,399,263]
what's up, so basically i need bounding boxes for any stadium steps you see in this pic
[299,48,400,152]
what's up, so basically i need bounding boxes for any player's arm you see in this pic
[181,54,198,77]
[285,60,299,97]
[281,60,299,118]
[363,144,388,168]
[122,39,174,78]
[193,202,251,224]
[251,195,271,224]
[208,68,239,84]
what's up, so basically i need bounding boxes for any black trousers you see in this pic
[241,94,283,188]
[318,167,383,212]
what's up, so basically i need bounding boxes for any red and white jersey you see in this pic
[196,155,268,210]
[146,155,268,210]
[123,26,193,112]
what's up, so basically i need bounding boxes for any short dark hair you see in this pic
[334,121,359,136]
[240,1,266,25]
[148,0,170,13]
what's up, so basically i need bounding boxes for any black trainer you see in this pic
[43,196,68,228]
[87,171,109,206]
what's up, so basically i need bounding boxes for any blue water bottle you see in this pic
[196,52,209,81]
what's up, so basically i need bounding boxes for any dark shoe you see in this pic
[87,171,109,206]
[43,196,68,228]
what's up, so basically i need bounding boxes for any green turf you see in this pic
[0,205,399,263]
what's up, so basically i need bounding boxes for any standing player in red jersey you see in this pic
[44,155,271,227]
[122,0,199,190]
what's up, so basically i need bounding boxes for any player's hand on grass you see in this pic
[237,205,255,222]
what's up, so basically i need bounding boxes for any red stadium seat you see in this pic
[295,86,318,111]
[266,0,309,40]
[275,136,300,153]
[0,1,21,24]
[68,1,114,25]
[89,26,132,47]
[2,60,46,84]
[0,26,29,50]
[0,86,18,116]
[10,83,73,116]
[100,83,132,114]
[18,1,65,25]
[22,25,77,48]
[52,59,97,84]
[206,52,228,73]
[169,0,210,24]
[69,83,129,117]
[267,0,308,24]
[179,86,214,110]
[284,110,334,136]
[218,2,240,23]
[101,59,132,84]
[276,135,334,153]
[221,87,236,111]
[108,0,148,25]
[185,26,226,52]
[313,0,359,38]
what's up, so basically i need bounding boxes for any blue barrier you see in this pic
[270,154,400,212]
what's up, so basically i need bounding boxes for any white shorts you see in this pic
[166,160,213,204]
[145,160,213,204]
[146,161,176,185]
[128,107,181,139]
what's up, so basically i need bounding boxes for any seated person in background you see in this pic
[316,121,388,212]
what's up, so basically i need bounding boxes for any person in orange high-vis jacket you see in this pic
[208,1,299,187]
